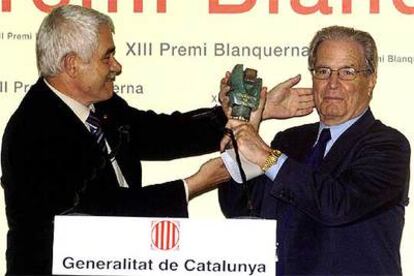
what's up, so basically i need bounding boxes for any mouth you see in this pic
[323,96,343,101]
[107,73,117,82]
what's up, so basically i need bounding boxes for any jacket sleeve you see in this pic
[110,180,188,217]
[97,95,227,161]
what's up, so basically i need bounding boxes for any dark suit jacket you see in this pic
[220,110,410,276]
[1,78,226,275]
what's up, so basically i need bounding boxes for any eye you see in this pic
[339,68,357,79]
[102,55,112,64]
[315,67,330,76]
[102,56,109,61]
[342,68,355,75]
[102,51,116,64]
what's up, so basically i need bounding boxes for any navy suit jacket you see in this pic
[1,78,226,275]
[220,110,410,276]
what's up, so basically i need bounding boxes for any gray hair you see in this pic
[36,5,114,77]
[308,26,378,75]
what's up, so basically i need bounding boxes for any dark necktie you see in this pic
[305,128,331,169]
[86,111,107,154]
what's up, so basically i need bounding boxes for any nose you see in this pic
[327,71,339,89]
[110,57,122,76]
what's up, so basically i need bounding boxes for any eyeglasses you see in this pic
[310,67,371,81]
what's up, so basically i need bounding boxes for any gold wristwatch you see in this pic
[261,149,282,172]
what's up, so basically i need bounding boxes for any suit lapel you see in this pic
[34,78,119,184]
[276,123,320,162]
[299,125,319,162]
[320,109,376,172]
[32,79,94,146]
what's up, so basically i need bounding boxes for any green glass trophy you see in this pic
[228,64,262,121]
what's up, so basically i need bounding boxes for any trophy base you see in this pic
[231,105,252,121]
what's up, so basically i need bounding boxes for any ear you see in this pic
[367,73,377,97]
[61,52,80,78]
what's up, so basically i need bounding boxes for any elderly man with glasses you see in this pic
[219,25,410,276]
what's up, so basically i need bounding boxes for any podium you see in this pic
[53,216,276,275]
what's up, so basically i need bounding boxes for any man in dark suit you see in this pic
[219,26,411,275]
[0,5,232,276]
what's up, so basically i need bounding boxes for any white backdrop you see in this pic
[1,1,413,275]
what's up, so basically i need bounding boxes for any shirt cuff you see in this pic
[220,149,263,184]
[182,179,189,202]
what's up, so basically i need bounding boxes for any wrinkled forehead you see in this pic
[95,25,116,51]
[315,39,365,67]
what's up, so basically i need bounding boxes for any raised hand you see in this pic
[218,71,232,118]
[262,74,314,120]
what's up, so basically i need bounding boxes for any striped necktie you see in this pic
[305,128,331,169]
[86,110,107,154]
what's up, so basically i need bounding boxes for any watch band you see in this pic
[261,149,282,172]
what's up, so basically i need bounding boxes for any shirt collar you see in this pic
[43,78,94,125]
[317,109,368,144]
